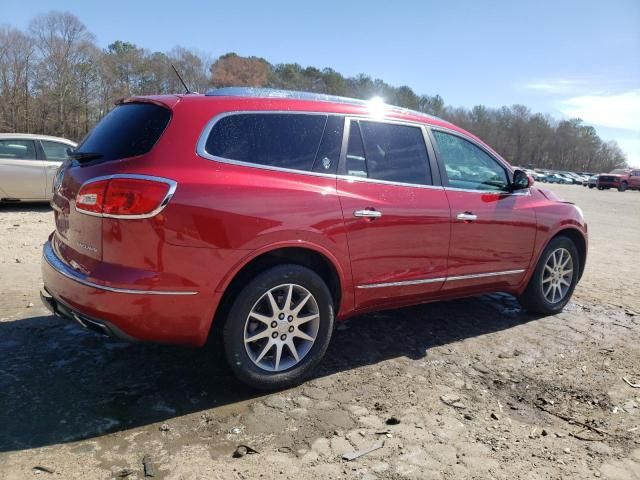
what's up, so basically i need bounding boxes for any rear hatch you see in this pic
[51,100,173,271]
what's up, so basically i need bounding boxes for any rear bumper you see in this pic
[42,240,220,346]
[40,287,139,341]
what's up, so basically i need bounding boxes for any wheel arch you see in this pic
[208,244,348,343]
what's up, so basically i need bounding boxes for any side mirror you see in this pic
[511,169,532,190]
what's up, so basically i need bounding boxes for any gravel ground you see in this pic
[0,184,639,480]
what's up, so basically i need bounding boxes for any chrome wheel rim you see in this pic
[244,284,320,372]
[542,248,574,304]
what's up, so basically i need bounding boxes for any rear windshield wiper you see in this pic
[67,149,103,163]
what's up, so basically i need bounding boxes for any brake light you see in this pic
[76,176,174,218]
[76,179,108,214]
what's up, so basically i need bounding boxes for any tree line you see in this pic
[0,11,627,172]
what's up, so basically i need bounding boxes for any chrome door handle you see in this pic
[456,212,477,222]
[354,209,382,218]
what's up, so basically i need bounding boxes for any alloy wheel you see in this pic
[541,248,574,304]
[244,284,320,372]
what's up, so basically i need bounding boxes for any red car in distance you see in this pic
[41,88,588,389]
[597,168,640,191]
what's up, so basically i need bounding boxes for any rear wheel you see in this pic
[222,264,334,390]
[619,182,628,192]
[518,236,580,315]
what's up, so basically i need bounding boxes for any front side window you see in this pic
[41,140,71,161]
[432,130,508,191]
[344,120,432,185]
[0,139,36,160]
[205,113,335,173]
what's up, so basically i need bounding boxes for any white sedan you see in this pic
[0,133,77,202]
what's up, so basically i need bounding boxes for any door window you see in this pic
[432,130,508,191]
[0,139,36,160]
[41,140,71,161]
[344,120,432,185]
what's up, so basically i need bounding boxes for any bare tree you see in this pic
[28,11,95,137]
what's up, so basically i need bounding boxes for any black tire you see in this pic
[588,184,594,189]
[618,182,628,192]
[597,186,604,190]
[222,264,334,390]
[518,236,580,315]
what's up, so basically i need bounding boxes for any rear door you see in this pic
[0,138,47,199]
[337,118,450,310]
[429,128,536,292]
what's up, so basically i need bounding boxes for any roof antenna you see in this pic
[171,64,192,94]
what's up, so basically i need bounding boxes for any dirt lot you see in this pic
[1,184,639,480]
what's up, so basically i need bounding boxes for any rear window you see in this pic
[76,103,170,161]
[205,113,333,172]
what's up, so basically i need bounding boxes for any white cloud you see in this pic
[559,90,640,131]
[522,79,587,94]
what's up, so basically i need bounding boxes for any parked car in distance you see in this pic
[597,168,640,191]
[586,175,598,188]
[41,88,588,390]
[546,173,570,184]
[0,133,76,203]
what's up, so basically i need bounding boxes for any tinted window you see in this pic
[344,120,431,185]
[432,130,508,191]
[345,122,367,177]
[311,116,344,174]
[76,103,171,161]
[205,114,329,172]
[41,140,71,161]
[0,139,36,160]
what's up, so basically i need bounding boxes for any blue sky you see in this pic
[3,0,639,165]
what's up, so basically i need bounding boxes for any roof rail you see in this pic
[205,87,443,122]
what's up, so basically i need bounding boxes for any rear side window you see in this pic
[0,139,36,160]
[41,140,71,161]
[344,120,432,185]
[205,113,336,173]
[76,103,171,161]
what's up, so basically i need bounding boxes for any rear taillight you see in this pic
[76,175,175,218]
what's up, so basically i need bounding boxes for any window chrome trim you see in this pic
[43,241,198,295]
[196,110,444,190]
[356,269,525,289]
[74,174,177,219]
[196,110,340,180]
[444,186,531,196]
[336,174,445,191]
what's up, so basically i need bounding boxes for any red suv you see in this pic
[41,88,588,389]
[597,168,640,191]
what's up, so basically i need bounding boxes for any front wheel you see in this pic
[618,182,628,192]
[222,264,334,390]
[518,236,580,315]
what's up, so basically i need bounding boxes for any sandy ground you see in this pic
[0,184,639,480]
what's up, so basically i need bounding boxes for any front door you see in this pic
[337,119,451,310]
[429,129,536,292]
